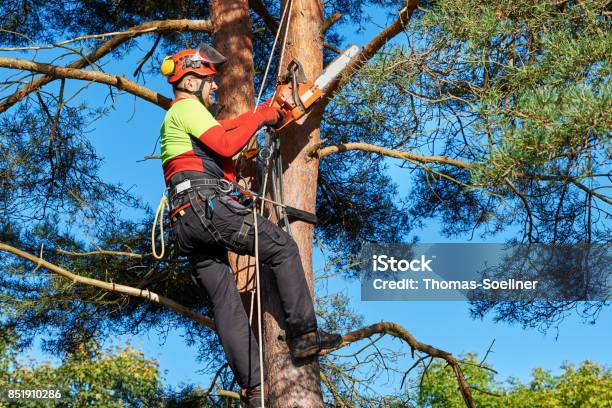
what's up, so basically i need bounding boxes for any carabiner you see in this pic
[217,179,234,194]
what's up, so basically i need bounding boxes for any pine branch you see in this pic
[0,19,212,113]
[309,142,611,205]
[319,0,421,110]
[322,12,343,35]
[320,371,350,407]
[56,248,145,259]
[308,141,473,169]
[0,241,215,330]
[331,321,475,408]
[0,57,171,109]
[249,0,278,32]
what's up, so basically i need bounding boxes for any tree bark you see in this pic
[210,0,254,118]
[262,0,325,406]
[209,1,264,362]
[211,0,324,405]
[209,0,261,403]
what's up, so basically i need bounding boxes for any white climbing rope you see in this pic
[252,209,266,408]
[152,192,169,259]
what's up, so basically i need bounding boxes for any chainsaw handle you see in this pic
[287,60,306,83]
[291,69,306,114]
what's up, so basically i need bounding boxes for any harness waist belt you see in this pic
[168,178,233,202]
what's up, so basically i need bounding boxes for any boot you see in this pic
[240,384,263,408]
[288,329,343,359]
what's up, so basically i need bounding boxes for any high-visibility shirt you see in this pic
[159,98,262,183]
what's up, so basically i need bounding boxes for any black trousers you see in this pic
[171,192,318,388]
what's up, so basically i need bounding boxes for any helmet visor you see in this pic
[194,43,227,65]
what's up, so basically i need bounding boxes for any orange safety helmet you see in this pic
[161,43,227,84]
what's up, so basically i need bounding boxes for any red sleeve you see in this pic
[218,111,256,130]
[198,113,264,158]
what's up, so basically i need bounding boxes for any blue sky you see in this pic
[7,2,610,397]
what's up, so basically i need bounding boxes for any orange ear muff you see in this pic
[160,56,175,77]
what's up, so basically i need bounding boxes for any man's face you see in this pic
[183,75,218,108]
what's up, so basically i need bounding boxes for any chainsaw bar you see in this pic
[271,44,361,130]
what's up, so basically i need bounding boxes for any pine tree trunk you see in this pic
[210,0,258,329]
[210,0,254,117]
[262,0,325,406]
[211,0,325,405]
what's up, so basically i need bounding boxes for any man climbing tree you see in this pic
[158,42,341,406]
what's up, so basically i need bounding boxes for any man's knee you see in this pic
[272,235,301,266]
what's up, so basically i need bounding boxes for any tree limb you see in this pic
[0,27,160,52]
[0,19,212,113]
[0,242,215,330]
[216,389,240,400]
[532,175,611,205]
[133,33,162,78]
[56,248,144,259]
[309,142,610,204]
[322,12,343,35]
[319,0,421,110]
[320,371,350,407]
[0,57,171,109]
[334,321,475,408]
[308,141,473,169]
[249,0,279,32]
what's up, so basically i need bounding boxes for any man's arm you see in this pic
[177,99,281,158]
[218,111,254,130]
[198,120,262,158]
[218,99,274,130]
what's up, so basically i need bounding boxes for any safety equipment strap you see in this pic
[230,212,255,253]
[174,76,215,106]
[188,189,225,244]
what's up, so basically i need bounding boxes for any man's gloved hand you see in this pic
[256,101,284,129]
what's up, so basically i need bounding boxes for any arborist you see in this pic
[158,44,342,407]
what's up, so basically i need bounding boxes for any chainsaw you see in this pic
[270,44,360,130]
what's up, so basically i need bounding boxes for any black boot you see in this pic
[288,329,343,359]
[241,384,262,408]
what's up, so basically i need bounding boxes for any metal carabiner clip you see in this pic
[217,179,234,194]
[258,146,272,161]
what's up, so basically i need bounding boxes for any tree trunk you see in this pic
[211,0,325,405]
[210,0,258,327]
[262,0,325,406]
[209,0,260,402]
[210,0,254,118]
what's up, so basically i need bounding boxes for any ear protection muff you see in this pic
[160,56,175,77]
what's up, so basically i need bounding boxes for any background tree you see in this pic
[0,328,164,407]
[0,0,609,406]
[411,355,611,408]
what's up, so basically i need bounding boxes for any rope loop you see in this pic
[152,192,169,260]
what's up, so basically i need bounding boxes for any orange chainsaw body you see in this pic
[269,60,324,130]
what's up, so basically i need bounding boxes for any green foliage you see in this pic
[412,355,612,408]
[414,0,611,193]
[0,332,164,407]
[325,0,611,327]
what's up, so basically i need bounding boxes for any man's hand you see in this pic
[256,102,285,129]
